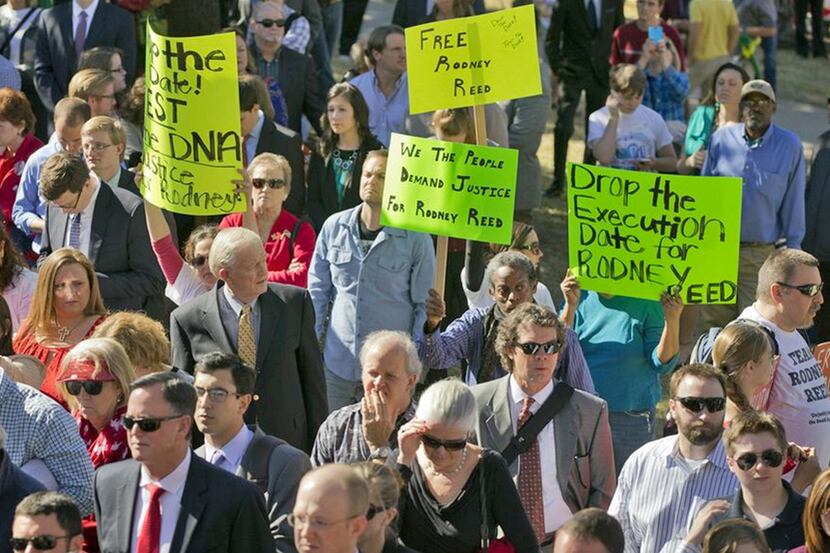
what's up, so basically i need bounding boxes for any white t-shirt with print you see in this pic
[587,104,674,169]
[741,304,830,467]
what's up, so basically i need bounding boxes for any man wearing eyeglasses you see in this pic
[193,352,311,553]
[471,303,614,552]
[80,116,138,195]
[10,492,83,553]
[739,248,830,469]
[701,79,807,330]
[609,363,738,552]
[291,464,369,553]
[94,371,274,553]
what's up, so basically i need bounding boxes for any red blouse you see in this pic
[220,209,316,288]
[0,134,44,236]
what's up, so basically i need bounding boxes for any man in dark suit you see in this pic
[545,0,623,196]
[94,372,273,553]
[249,1,324,135]
[34,0,136,112]
[193,352,311,553]
[38,152,166,321]
[472,303,615,550]
[170,227,327,453]
[240,74,305,215]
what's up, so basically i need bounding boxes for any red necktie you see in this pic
[517,397,546,543]
[136,484,165,553]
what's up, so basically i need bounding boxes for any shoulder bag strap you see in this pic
[500,383,574,466]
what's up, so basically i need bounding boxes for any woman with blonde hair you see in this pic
[92,312,171,378]
[793,468,830,552]
[13,248,106,404]
[353,462,420,553]
[702,519,771,553]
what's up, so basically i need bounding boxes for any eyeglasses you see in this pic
[366,504,385,521]
[195,386,244,402]
[734,449,784,471]
[421,434,467,451]
[52,190,82,211]
[257,18,286,28]
[123,414,183,432]
[776,281,824,297]
[9,535,75,551]
[674,396,726,414]
[287,513,362,530]
[741,97,772,109]
[516,341,562,355]
[64,380,104,396]
[515,242,541,255]
[82,142,115,152]
[188,254,208,268]
[252,178,286,189]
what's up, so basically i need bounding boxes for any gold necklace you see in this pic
[55,318,85,342]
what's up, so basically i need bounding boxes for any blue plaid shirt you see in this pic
[0,369,94,514]
[642,66,688,123]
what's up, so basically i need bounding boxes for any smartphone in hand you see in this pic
[648,25,664,43]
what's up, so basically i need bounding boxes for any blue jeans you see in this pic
[761,34,777,91]
[325,368,364,412]
[609,409,656,475]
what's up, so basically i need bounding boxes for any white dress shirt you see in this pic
[130,450,191,553]
[508,376,573,534]
[72,0,99,44]
[203,425,254,475]
[63,178,101,256]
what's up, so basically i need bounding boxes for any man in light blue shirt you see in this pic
[701,79,805,329]
[349,25,408,147]
[308,150,435,411]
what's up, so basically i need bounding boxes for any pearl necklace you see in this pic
[425,446,468,477]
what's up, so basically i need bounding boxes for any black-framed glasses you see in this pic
[257,18,286,28]
[189,254,208,268]
[674,396,726,414]
[9,534,75,551]
[64,380,104,396]
[123,414,183,432]
[52,190,82,211]
[421,434,467,451]
[195,386,244,402]
[734,449,784,471]
[776,281,824,297]
[516,340,562,355]
[252,178,286,189]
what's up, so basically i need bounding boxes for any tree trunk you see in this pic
[165,0,221,37]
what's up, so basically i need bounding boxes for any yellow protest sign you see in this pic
[567,163,742,304]
[142,27,244,215]
[381,133,517,244]
[405,5,542,114]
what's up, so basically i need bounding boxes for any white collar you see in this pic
[139,449,191,493]
[508,374,554,407]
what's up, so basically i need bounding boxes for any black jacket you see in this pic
[256,117,306,216]
[804,130,830,261]
[0,450,45,553]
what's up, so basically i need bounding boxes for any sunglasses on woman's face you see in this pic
[9,534,74,551]
[64,380,104,396]
[123,414,183,432]
[734,449,784,471]
[189,254,208,268]
[252,178,286,189]
[421,434,467,451]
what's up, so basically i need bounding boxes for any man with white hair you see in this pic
[311,330,421,465]
[170,227,327,453]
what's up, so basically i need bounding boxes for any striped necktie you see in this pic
[68,213,81,250]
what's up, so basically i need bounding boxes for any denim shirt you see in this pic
[308,205,435,381]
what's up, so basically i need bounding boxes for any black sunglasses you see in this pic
[421,434,467,451]
[674,396,726,414]
[257,18,286,28]
[123,414,183,432]
[517,340,561,355]
[776,281,823,297]
[10,535,74,551]
[366,504,384,521]
[64,380,104,396]
[189,254,208,268]
[252,178,286,189]
[735,449,784,471]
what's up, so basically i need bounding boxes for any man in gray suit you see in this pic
[471,303,615,550]
[170,227,327,453]
[94,372,273,553]
[193,352,311,553]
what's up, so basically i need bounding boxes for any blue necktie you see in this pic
[68,213,81,250]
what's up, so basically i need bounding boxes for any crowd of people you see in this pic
[0,1,828,553]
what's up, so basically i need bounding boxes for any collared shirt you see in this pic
[609,436,738,553]
[418,307,596,393]
[584,0,602,25]
[246,110,265,166]
[220,284,261,348]
[349,70,409,147]
[204,425,255,475]
[508,376,572,533]
[310,401,417,466]
[642,66,689,123]
[72,0,99,45]
[63,177,101,255]
[252,42,281,82]
[12,136,60,245]
[0,369,95,514]
[308,205,435,381]
[131,450,191,553]
[702,122,806,247]
[102,166,121,190]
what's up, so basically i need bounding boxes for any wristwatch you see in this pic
[370,446,392,461]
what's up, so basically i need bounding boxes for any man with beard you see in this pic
[609,364,738,552]
[739,248,830,468]
[700,80,806,330]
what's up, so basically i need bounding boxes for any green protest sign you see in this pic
[405,5,541,114]
[141,26,244,215]
[381,133,517,243]
[567,163,742,304]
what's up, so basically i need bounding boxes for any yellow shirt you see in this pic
[690,0,739,60]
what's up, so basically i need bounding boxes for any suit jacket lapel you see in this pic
[116,463,141,553]
[553,402,578,492]
[255,289,279,369]
[47,205,69,252]
[202,286,234,352]
[483,378,514,458]
[170,457,208,553]
[89,183,112,263]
